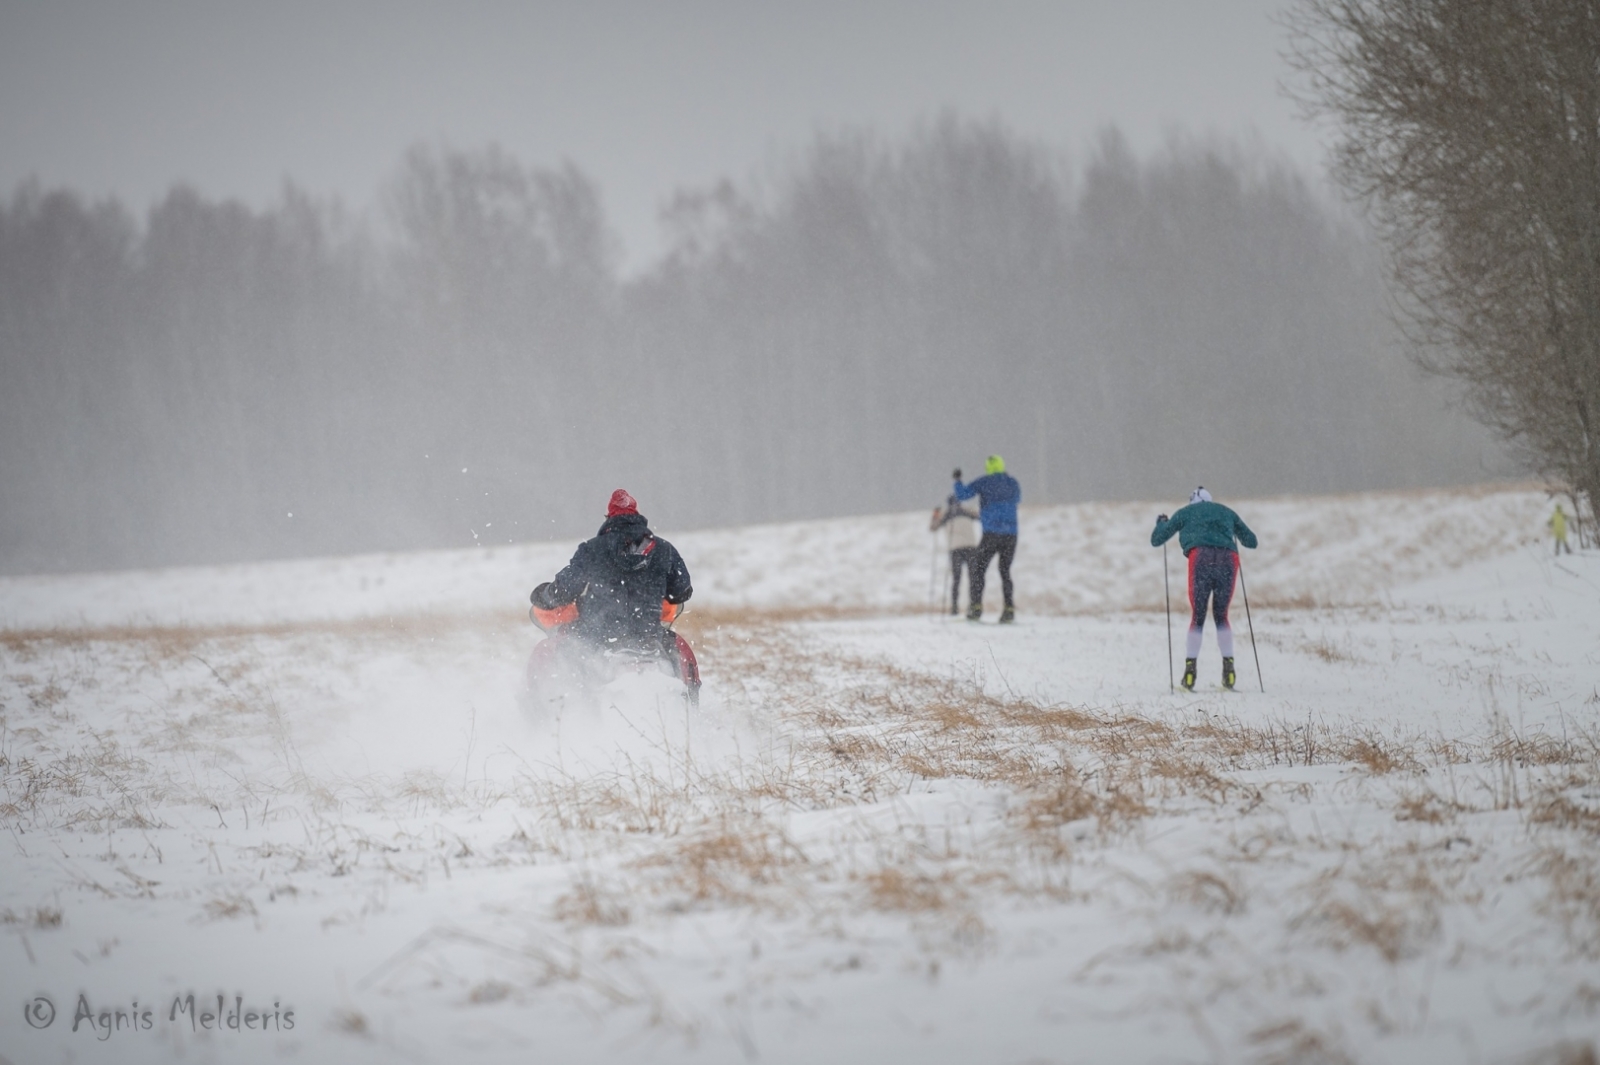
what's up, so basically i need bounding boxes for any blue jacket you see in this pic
[954,473,1020,536]
[1151,501,1257,555]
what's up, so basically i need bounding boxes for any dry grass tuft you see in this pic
[203,894,258,922]
[1095,771,1155,830]
[396,769,459,813]
[1148,753,1236,802]
[640,819,806,907]
[1537,849,1600,955]
[1494,730,1594,768]
[0,730,165,831]
[1249,1018,1357,1065]
[1311,900,1419,963]
[860,866,961,912]
[553,878,631,927]
[1018,767,1097,832]
[1015,761,1153,848]
[1296,857,1444,965]
[468,980,513,1005]
[1515,1042,1600,1065]
[1,905,65,928]
[1301,633,1358,664]
[1343,733,1419,775]
[1394,790,1461,824]
[1169,870,1245,915]
[1531,795,1600,835]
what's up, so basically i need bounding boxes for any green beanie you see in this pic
[985,454,1005,475]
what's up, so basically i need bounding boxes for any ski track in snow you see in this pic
[1,483,1598,1064]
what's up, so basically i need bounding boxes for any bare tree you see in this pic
[1288,0,1600,536]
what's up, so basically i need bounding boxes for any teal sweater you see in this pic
[1151,501,1258,554]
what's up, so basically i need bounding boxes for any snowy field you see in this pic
[2,483,1598,1064]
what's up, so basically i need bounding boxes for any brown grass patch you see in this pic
[1532,795,1600,834]
[1536,849,1600,956]
[861,866,961,912]
[1309,900,1421,963]
[1394,790,1462,824]
[1296,856,1443,964]
[1343,733,1419,775]
[0,905,64,928]
[1300,633,1357,664]
[553,878,632,926]
[1020,767,1098,832]
[1249,1018,1357,1065]
[1148,753,1236,802]
[1169,870,1245,915]
[468,980,513,1005]
[202,894,258,922]
[641,819,806,907]
[1494,731,1594,768]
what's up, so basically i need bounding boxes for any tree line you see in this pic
[1289,0,1600,544]
[0,117,1499,574]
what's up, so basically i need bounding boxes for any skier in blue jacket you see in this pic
[1150,487,1257,690]
[953,455,1021,622]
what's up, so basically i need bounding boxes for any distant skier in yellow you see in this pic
[1549,504,1572,555]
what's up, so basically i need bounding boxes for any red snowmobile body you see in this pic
[524,598,701,710]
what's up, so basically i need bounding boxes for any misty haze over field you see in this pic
[0,3,1506,576]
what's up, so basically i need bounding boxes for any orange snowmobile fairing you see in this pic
[528,601,579,631]
[530,599,682,632]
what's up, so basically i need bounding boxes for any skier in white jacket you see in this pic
[931,473,982,616]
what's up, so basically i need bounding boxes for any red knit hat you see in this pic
[607,489,638,517]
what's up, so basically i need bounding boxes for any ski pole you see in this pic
[1237,555,1264,692]
[1162,541,1174,693]
[928,532,940,619]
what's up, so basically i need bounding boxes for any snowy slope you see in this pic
[1,483,1597,1065]
[0,483,1553,628]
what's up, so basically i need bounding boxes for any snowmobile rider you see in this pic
[953,455,1021,623]
[1150,487,1257,690]
[931,478,981,615]
[530,489,693,653]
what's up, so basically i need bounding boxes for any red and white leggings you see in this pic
[1186,546,1238,658]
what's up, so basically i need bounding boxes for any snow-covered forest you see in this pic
[0,120,1499,576]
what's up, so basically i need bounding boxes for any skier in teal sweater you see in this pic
[1150,487,1258,690]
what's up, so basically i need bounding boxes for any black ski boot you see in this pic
[966,604,982,622]
[1181,658,1197,691]
[1222,657,1236,690]
[999,606,1015,624]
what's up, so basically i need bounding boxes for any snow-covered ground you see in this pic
[2,483,1597,1064]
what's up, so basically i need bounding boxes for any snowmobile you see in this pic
[523,591,702,711]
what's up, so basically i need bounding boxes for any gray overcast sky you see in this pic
[0,0,1323,272]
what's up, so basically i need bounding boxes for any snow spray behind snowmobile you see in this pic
[524,593,701,711]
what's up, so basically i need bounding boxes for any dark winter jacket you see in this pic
[535,513,692,643]
[953,473,1021,536]
[1151,501,1258,555]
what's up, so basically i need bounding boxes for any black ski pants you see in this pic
[949,546,980,611]
[969,532,1017,610]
